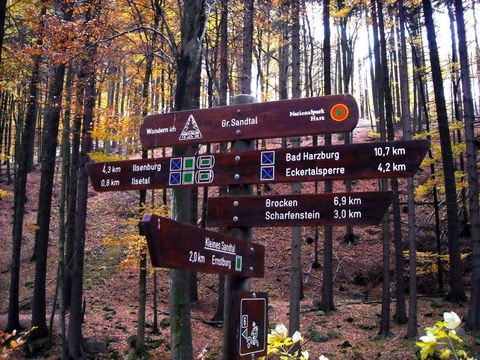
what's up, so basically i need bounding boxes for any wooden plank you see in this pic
[141,214,265,277]
[140,94,359,148]
[207,191,393,227]
[86,140,429,191]
[228,291,268,359]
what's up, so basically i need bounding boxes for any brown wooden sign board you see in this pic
[207,191,393,228]
[140,94,359,148]
[141,214,265,277]
[86,140,429,191]
[228,291,268,359]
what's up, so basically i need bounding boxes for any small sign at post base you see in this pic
[230,291,268,359]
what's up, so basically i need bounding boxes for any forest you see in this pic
[0,0,479,359]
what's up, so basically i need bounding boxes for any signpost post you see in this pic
[207,191,394,228]
[140,94,359,148]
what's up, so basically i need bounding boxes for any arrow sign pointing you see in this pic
[207,192,394,228]
[141,214,265,277]
[86,140,429,192]
[140,94,359,148]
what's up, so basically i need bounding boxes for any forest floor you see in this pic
[1,118,479,359]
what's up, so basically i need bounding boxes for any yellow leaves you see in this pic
[87,151,128,162]
[120,234,148,269]
[403,251,471,276]
[0,189,13,201]
[100,202,169,270]
[367,131,381,140]
[331,6,353,19]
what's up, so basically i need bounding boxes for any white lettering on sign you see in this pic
[221,116,258,128]
[310,115,325,121]
[131,177,151,185]
[212,255,232,269]
[265,210,321,221]
[285,151,340,162]
[285,167,345,177]
[289,109,325,117]
[132,163,161,172]
[146,125,176,134]
[265,198,298,208]
[204,237,236,255]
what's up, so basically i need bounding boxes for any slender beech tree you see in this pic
[31,60,67,338]
[0,0,6,63]
[57,62,74,358]
[397,0,418,338]
[67,3,99,354]
[378,0,407,326]
[169,0,207,357]
[422,0,466,303]
[7,6,45,333]
[453,0,480,331]
[289,0,302,335]
[320,0,334,312]
[211,0,229,323]
[31,1,71,335]
[131,2,161,355]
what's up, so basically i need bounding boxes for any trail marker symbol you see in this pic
[179,114,202,140]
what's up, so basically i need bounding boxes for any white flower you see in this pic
[444,311,461,329]
[273,324,288,338]
[301,350,309,359]
[419,332,437,344]
[319,356,329,360]
[292,331,303,343]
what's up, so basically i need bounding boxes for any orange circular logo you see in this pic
[330,103,349,122]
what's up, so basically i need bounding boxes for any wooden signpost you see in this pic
[140,94,359,148]
[86,140,429,191]
[84,94,431,359]
[140,214,265,278]
[207,191,394,228]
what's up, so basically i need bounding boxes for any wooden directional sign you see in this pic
[228,291,268,359]
[141,214,265,277]
[207,191,393,228]
[86,140,429,191]
[140,94,359,148]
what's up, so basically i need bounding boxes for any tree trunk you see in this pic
[397,0,417,338]
[454,0,480,330]
[6,7,45,331]
[378,0,407,326]
[31,61,66,339]
[320,0,334,312]
[134,12,158,351]
[0,0,7,63]
[168,1,206,357]
[422,0,466,303]
[58,62,73,358]
[289,0,302,335]
[67,36,97,360]
[211,0,228,323]
[65,60,86,309]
